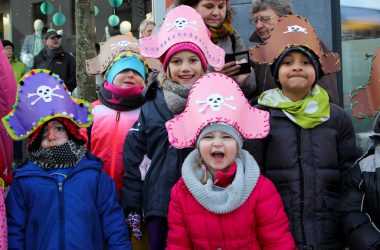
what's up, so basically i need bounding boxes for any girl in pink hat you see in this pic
[173,0,257,99]
[165,72,295,249]
[121,5,225,249]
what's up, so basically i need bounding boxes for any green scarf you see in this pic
[258,85,330,129]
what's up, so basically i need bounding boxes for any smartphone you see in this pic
[224,50,251,76]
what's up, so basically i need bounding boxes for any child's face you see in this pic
[278,51,316,101]
[167,50,203,87]
[195,0,227,28]
[199,131,238,177]
[41,120,69,149]
[113,69,145,89]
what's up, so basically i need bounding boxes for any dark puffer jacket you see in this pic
[340,144,380,249]
[246,103,359,249]
[121,80,192,219]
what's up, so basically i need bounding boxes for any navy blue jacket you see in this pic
[121,81,192,219]
[6,154,131,250]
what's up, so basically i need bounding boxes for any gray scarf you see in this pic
[162,79,191,115]
[181,149,260,214]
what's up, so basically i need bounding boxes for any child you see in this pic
[121,5,225,250]
[86,34,151,249]
[165,72,296,249]
[248,15,359,249]
[2,69,132,249]
[339,113,380,249]
[85,34,150,197]
[340,48,380,249]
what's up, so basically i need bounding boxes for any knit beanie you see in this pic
[161,42,208,72]
[105,56,147,83]
[196,122,243,149]
[1,40,14,50]
[28,117,86,151]
[271,46,321,88]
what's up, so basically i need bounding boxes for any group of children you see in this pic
[0,2,379,250]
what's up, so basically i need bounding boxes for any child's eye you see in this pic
[303,60,311,65]
[190,58,199,63]
[202,135,213,140]
[281,60,292,65]
[56,126,66,132]
[171,60,181,65]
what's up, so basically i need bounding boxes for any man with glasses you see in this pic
[33,29,76,92]
[249,0,339,104]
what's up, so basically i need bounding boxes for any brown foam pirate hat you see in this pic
[249,15,341,75]
[86,34,161,75]
[351,47,380,118]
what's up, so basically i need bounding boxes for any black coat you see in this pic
[245,104,359,249]
[340,145,380,249]
[33,47,76,92]
[120,81,192,219]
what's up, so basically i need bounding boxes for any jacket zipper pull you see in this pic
[58,182,63,192]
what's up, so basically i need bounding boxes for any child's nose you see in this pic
[47,129,57,140]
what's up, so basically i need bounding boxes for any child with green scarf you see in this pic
[247,15,359,249]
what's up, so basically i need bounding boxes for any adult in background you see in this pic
[249,0,339,104]
[173,0,257,99]
[33,29,76,92]
[138,19,156,38]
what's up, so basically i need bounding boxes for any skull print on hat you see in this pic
[2,69,93,140]
[165,72,270,149]
[139,5,225,71]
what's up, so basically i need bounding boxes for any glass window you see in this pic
[341,0,380,138]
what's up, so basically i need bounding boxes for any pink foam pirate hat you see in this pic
[351,47,380,118]
[165,73,270,149]
[249,15,341,75]
[139,5,225,71]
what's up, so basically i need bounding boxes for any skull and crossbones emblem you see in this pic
[166,17,197,32]
[283,25,308,34]
[110,40,139,50]
[196,93,236,112]
[28,85,64,106]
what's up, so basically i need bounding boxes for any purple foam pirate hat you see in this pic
[2,69,93,140]
[139,5,225,71]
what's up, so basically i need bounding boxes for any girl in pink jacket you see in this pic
[165,73,295,250]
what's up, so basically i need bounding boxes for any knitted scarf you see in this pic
[209,11,234,44]
[181,149,260,214]
[258,85,330,129]
[98,82,145,111]
[162,79,191,115]
[28,140,86,170]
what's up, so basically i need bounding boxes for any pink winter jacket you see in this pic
[0,42,16,185]
[167,175,296,250]
[89,100,141,196]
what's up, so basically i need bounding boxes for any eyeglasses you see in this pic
[250,16,275,25]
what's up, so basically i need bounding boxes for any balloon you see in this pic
[53,12,66,26]
[108,15,120,27]
[40,1,54,15]
[108,0,123,8]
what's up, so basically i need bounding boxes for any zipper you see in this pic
[58,181,64,250]
[110,111,121,180]
[296,127,307,246]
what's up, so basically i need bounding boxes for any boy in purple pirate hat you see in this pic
[2,69,132,249]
